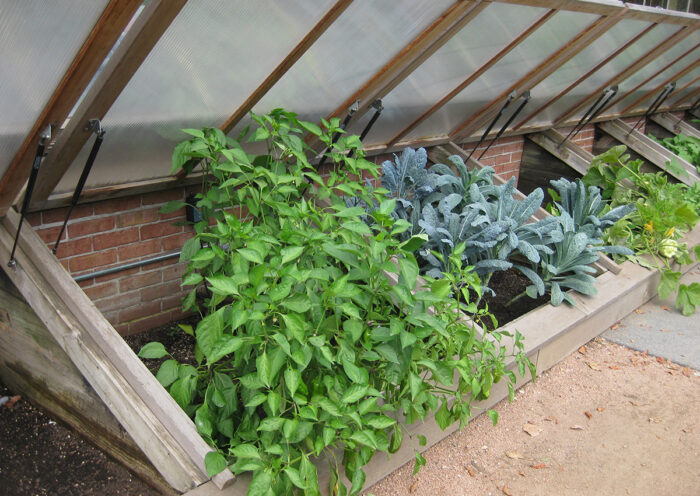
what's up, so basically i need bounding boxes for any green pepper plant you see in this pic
[139,109,533,495]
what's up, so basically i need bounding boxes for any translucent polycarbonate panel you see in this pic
[615,65,700,115]
[354,2,546,147]
[55,0,336,194]
[0,0,109,178]
[545,23,682,124]
[404,9,599,142]
[520,19,653,128]
[669,70,700,107]
[249,0,453,129]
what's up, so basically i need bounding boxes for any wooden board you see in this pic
[526,129,594,176]
[597,119,700,185]
[0,271,174,495]
[650,112,700,139]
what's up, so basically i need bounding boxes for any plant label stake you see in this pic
[627,82,675,137]
[8,125,52,269]
[466,91,517,163]
[52,119,105,254]
[560,86,617,147]
[348,99,383,159]
[478,91,530,160]
[318,100,358,167]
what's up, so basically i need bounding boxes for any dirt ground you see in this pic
[1,337,698,495]
[363,338,700,496]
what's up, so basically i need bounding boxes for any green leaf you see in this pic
[245,392,267,408]
[208,336,243,364]
[248,470,273,496]
[435,400,451,430]
[284,367,301,397]
[160,200,185,214]
[258,416,285,432]
[431,279,451,299]
[487,409,499,426]
[170,376,195,409]
[181,272,203,286]
[138,342,168,359]
[182,128,205,138]
[280,246,304,265]
[231,444,261,459]
[195,404,213,437]
[343,320,364,344]
[398,256,419,291]
[366,415,395,430]
[204,451,227,477]
[399,234,428,253]
[281,294,311,313]
[658,270,681,300]
[156,359,179,388]
[267,391,281,415]
[238,247,264,264]
[299,120,322,136]
[413,451,426,475]
[180,237,201,262]
[284,467,305,490]
[206,274,239,295]
[257,352,271,388]
[676,282,700,316]
[342,356,369,385]
[341,384,369,404]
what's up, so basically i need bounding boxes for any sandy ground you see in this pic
[363,338,700,496]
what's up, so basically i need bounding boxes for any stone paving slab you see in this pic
[603,267,700,370]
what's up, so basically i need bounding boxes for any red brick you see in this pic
[83,281,118,301]
[68,217,115,238]
[169,307,195,322]
[55,237,93,259]
[35,226,63,244]
[126,311,173,335]
[148,257,179,270]
[119,271,162,292]
[42,204,93,224]
[93,196,141,215]
[94,267,139,284]
[141,281,182,302]
[116,208,158,228]
[117,239,161,261]
[25,212,42,227]
[119,300,161,323]
[114,323,130,336]
[161,294,186,312]
[94,228,139,250]
[97,291,141,312]
[77,279,93,289]
[161,263,186,282]
[140,221,182,240]
[162,233,191,251]
[142,189,184,206]
[69,250,117,273]
[160,207,186,221]
[511,151,523,162]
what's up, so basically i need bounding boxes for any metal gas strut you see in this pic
[318,100,359,168]
[52,119,105,254]
[466,91,517,162]
[8,125,52,268]
[478,91,531,160]
[560,85,617,146]
[627,82,675,137]
[348,99,383,159]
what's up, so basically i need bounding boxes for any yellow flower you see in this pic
[665,227,675,237]
[643,221,654,232]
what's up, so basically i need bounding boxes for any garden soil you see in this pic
[1,336,698,495]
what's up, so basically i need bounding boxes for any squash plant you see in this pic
[583,145,700,315]
[142,109,533,495]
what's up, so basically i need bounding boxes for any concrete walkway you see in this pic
[604,267,700,370]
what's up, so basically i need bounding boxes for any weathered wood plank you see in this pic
[0,271,174,494]
[597,119,700,185]
[650,112,700,139]
[526,129,593,176]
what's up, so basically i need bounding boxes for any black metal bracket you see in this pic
[466,91,517,163]
[478,91,531,160]
[52,119,105,254]
[348,99,383,160]
[627,82,676,137]
[560,85,617,147]
[8,125,52,268]
[318,100,359,168]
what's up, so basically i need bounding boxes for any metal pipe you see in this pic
[560,86,617,146]
[73,250,181,283]
[466,91,517,162]
[318,100,358,167]
[478,91,530,160]
[627,82,675,137]
[347,99,383,160]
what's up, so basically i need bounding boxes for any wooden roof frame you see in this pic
[27,0,188,210]
[0,0,142,217]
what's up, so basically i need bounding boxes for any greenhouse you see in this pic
[0,1,698,494]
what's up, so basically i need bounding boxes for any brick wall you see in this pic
[465,135,523,183]
[29,189,195,335]
[555,124,596,154]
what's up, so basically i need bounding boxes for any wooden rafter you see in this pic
[650,112,700,138]
[672,84,700,107]
[602,42,700,115]
[552,25,694,127]
[512,23,659,131]
[450,11,626,143]
[27,0,187,208]
[385,8,557,148]
[0,0,142,217]
[619,58,700,115]
[219,0,353,135]
[313,0,488,145]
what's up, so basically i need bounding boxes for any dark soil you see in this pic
[0,381,158,496]
[480,268,550,330]
[124,316,198,369]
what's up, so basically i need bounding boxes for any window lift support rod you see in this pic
[466,91,517,163]
[8,125,52,269]
[52,119,105,254]
[317,100,359,168]
[627,82,675,137]
[478,91,531,160]
[348,99,383,159]
[560,85,618,147]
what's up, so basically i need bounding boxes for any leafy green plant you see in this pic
[583,145,700,315]
[145,110,532,495]
[649,132,700,171]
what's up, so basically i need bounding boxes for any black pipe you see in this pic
[318,101,358,167]
[348,99,383,160]
[73,250,181,283]
[560,86,617,146]
[628,82,675,137]
[53,120,105,254]
[466,91,517,162]
[478,91,531,160]
[8,125,52,268]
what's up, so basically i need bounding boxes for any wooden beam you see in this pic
[553,25,694,127]
[313,0,488,147]
[513,23,659,131]
[650,112,700,138]
[526,129,593,176]
[385,8,557,148]
[219,0,352,134]
[0,0,142,217]
[450,11,626,143]
[668,74,700,103]
[668,80,700,109]
[597,118,700,185]
[28,0,187,206]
